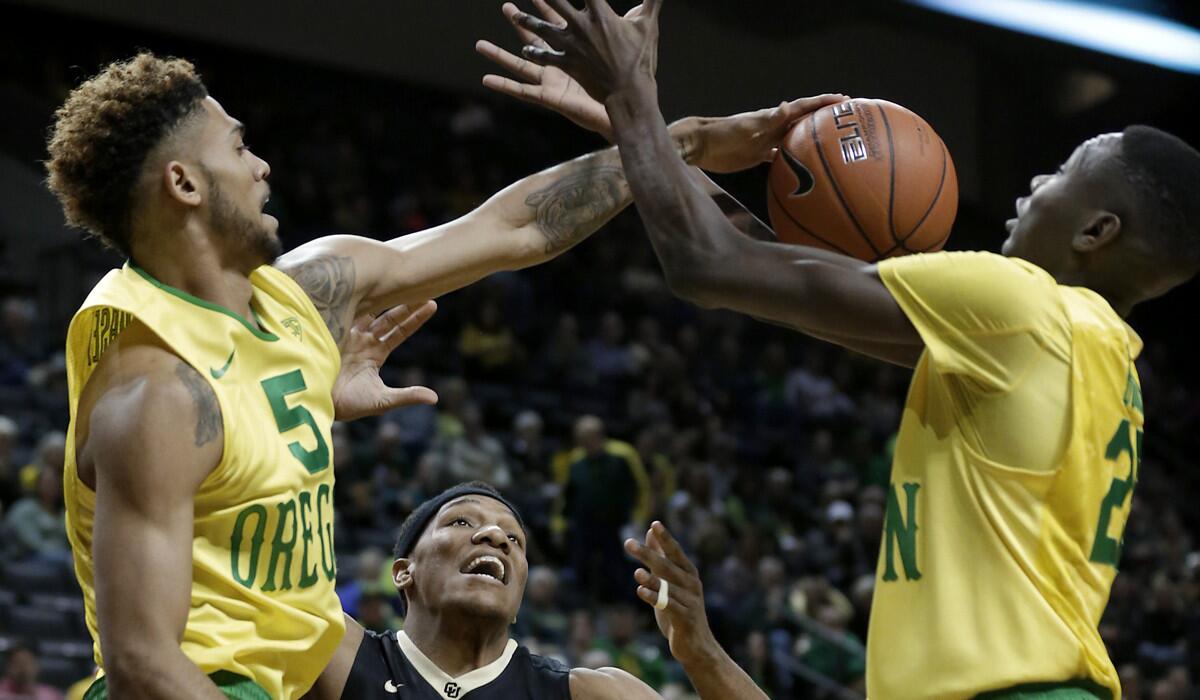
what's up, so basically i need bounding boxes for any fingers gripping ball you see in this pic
[767,98,958,261]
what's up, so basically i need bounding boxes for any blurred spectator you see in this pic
[785,349,855,421]
[593,605,667,689]
[3,459,68,561]
[359,589,403,634]
[0,643,64,700]
[1150,666,1191,700]
[796,584,866,687]
[536,313,591,389]
[0,297,43,386]
[434,377,469,440]
[565,610,598,668]
[507,411,556,556]
[20,431,66,496]
[515,566,569,648]
[337,547,390,620]
[440,402,511,490]
[458,299,523,378]
[395,451,454,517]
[559,416,649,602]
[585,312,635,383]
[386,366,438,461]
[509,410,552,480]
[0,416,20,508]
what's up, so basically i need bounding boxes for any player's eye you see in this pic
[237,143,250,154]
[507,533,521,545]
[451,517,471,527]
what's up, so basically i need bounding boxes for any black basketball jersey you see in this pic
[340,628,573,700]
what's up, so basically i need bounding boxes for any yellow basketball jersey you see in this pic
[872,252,1141,699]
[63,263,346,700]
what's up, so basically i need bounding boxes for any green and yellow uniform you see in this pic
[871,252,1142,699]
[64,263,345,699]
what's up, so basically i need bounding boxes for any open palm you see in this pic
[477,0,641,140]
[331,302,438,421]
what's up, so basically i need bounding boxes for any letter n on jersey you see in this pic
[883,482,922,582]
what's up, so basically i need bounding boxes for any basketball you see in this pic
[767,98,958,261]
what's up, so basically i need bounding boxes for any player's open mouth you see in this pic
[460,555,507,584]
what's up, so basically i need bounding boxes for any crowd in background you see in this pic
[0,25,1198,700]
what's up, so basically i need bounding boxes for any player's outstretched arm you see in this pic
[568,521,770,700]
[516,0,923,367]
[276,127,650,350]
[79,327,227,699]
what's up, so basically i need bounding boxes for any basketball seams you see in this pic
[879,104,898,243]
[810,110,884,259]
[769,101,956,261]
[767,180,856,257]
[899,138,950,244]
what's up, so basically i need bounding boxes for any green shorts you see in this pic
[83,671,271,700]
[975,680,1112,700]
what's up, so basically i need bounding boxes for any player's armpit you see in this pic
[81,346,227,699]
[569,667,663,700]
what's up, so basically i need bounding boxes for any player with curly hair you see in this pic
[49,51,840,699]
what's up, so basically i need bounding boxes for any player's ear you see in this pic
[163,161,203,208]
[1072,211,1121,253]
[392,558,414,591]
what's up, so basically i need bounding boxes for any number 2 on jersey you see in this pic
[1090,418,1142,567]
[261,369,330,474]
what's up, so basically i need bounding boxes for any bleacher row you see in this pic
[0,558,95,689]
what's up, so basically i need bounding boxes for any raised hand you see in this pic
[331,302,438,421]
[477,1,615,139]
[624,521,719,666]
[511,0,663,104]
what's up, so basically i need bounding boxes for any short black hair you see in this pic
[1118,125,1200,268]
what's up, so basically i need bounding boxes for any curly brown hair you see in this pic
[45,52,209,257]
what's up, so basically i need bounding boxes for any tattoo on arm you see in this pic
[175,362,222,448]
[287,256,356,343]
[525,165,630,255]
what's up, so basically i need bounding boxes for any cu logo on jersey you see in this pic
[444,682,461,698]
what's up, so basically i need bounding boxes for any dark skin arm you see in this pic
[302,614,364,700]
[74,323,227,699]
[516,0,923,367]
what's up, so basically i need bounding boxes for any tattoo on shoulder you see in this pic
[286,255,356,343]
[525,166,629,255]
[175,362,222,448]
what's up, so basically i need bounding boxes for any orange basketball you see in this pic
[767,98,958,261]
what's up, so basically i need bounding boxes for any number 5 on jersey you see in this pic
[262,369,330,474]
